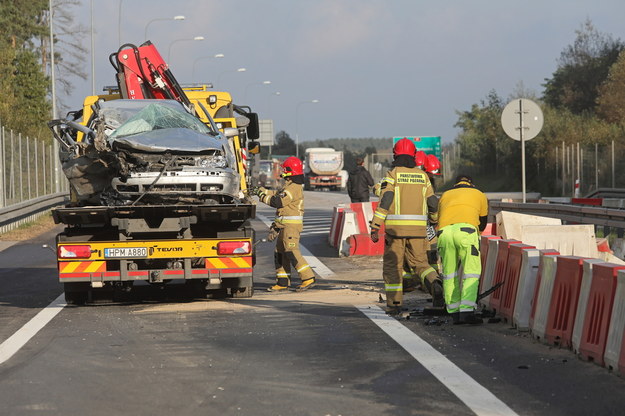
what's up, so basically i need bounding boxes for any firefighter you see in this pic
[370,138,441,315]
[252,157,316,292]
[437,174,488,324]
[402,152,444,305]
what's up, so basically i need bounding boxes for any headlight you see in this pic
[196,155,227,168]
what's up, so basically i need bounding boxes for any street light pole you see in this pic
[49,0,59,192]
[90,0,95,95]
[192,53,225,82]
[167,36,204,63]
[118,0,123,47]
[295,100,319,159]
[144,15,185,40]
[243,80,271,103]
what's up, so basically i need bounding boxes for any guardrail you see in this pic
[489,201,625,230]
[0,192,68,235]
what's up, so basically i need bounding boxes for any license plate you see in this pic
[104,247,148,258]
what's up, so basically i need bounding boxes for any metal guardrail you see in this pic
[0,192,68,234]
[489,201,625,230]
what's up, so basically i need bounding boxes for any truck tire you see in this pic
[64,283,89,305]
[232,286,254,298]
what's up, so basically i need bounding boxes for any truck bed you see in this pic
[52,203,256,226]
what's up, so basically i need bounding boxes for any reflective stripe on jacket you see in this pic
[370,166,435,237]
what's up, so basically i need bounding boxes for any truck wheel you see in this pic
[232,286,254,298]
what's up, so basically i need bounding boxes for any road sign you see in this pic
[501,99,543,141]
[392,136,441,159]
[501,98,544,203]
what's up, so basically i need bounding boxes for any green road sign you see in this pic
[392,136,441,159]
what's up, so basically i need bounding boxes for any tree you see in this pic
[272,130,296,156]
[596,50,625,123]
[542,19,624,115]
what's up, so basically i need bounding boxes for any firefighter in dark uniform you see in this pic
[252,157,316,292]
[370,138,441,315]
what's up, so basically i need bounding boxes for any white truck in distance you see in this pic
[304,148,344,191]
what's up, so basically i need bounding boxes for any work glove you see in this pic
[249,186,261,196]
[370,228,379,243]
[267,223,280,242]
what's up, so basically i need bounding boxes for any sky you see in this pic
[62,0,625,145]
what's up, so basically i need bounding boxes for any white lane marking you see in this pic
[256,213,335,279]
[0,294,66,365]
[357,305,519,416]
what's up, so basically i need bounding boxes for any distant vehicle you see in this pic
[304,148,344,191]
[256,159,282,189]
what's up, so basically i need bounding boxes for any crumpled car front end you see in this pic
[49,99,242,206]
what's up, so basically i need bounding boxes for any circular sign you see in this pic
[501,98,544,141]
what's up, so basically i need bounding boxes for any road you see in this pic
[1,190,624,416]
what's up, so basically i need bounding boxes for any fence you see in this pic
[0,123,67,234]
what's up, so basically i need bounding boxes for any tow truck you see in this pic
[48,41,261,304]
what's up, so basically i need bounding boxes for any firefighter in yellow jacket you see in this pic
[370,138,441,315]
[252,157,316,292]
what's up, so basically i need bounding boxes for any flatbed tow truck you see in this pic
[49,41,260,304]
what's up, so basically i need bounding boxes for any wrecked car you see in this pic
[48,99,243,206]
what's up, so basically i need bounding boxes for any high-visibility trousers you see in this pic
[274,225,314,286]
[383,236,436,307]
[437,223,481,314]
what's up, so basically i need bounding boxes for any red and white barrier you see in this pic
[488,240,522,313]
[604,269,625,374]
[336,210,359,257]
[544,256,587,348]
[577,263,625,366]
[479,235,501,294]
[499,243,535,323]
[529,254,559,343]
[571,259,605,354]
[479,239,502,309]
[328,205,348,247]
[513,249,558,330]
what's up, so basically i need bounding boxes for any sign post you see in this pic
[501,99,543,203]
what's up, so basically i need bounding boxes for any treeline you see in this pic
[0,1,85,140]
[451,20,625,195]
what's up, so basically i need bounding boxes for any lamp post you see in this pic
[144,15,185,40]
[216,67,247,85]
[192,53,225,82]
[167,36,204,63]
[266,91,281,118]
[243,80,271,103]
[295,99,319,158]
[49,0,59,192]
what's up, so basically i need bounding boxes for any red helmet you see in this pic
[414,151,426,169]
[281,156,304,177]
[393,138,416,157]
[424,154,441,175]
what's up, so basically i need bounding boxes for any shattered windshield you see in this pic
[108,102,213,139]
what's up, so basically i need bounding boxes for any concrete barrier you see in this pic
[544,256,587,348]
[336,210,359,257]
[529,254,559,343]
[578,263,625,366]
[604,269,625,374]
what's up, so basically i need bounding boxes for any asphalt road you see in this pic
[1,190,625,416]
